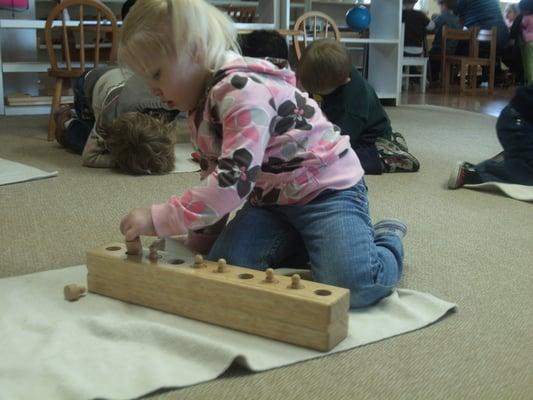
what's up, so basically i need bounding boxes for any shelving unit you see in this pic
[0,0,401,115]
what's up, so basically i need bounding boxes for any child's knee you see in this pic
[349,284,394,308]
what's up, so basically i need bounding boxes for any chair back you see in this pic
[45,0,118,78]
[441,26,479,60]
[475,27,497,61]
[292,11,341,60]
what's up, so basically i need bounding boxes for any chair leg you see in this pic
[421,63,427,94]
[488,63,495,94]
[403,66,410,91]
[47,78,63,142]
[459,62,467,93]
[443,62,450,93]
[468,65,476,90]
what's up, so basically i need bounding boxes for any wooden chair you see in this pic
[292,11,341,60]
[44,0,118,141]
[401,23,429,93]
[442,26,497,94]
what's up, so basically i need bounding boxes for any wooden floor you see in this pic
[400,86,518,118]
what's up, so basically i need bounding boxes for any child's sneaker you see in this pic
[391,131,409,152]
[376,138,420,172]
[53,105,75,146]
[448,161,482,189]
[374,219,407,239]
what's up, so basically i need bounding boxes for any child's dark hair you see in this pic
[437,0,455,9]
[296,39,351,95]
[239,30,289,60]
[519,0,533,14]
[108,112,175,175]
[121,0,136,20]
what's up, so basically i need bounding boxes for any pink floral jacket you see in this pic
[152,55,363,237]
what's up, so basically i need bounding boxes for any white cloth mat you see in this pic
[464,181,533,202]
[0,157,57,186]
[173,143,200,173]
[0,266,456,400]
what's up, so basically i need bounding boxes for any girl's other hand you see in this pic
[120,207,157,240]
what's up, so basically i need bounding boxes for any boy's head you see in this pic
[121,0,136,20]
[296,39,351,95]
[107,112,176,175]
[403,0,417,9]
[437,0,451,12]
[239,30,289,60]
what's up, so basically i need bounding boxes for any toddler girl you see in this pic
[118,0,406,308]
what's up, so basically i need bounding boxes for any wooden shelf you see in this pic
[3,61,98,73]
[6,94,74,106]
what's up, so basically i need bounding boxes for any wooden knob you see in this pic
[288,274,304,289]
[193,254,206,268]
[216,258,227,272]
[148,240,160,262]
[264,268,278,283]
[126,237,141,255]
[64,284,86,301]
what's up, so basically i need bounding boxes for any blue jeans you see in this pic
[475,105,533,186]
[208,179,404,308]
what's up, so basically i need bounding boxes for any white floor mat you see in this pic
[464,181,533,202]
[0,157,57,186]
[173,143,200,173]
[0,266,456,400]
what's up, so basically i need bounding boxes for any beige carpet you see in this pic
[1,106,532,399]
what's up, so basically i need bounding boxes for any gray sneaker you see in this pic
[376,138,420,173]
[374,219,407,239]
[391,132,409,152]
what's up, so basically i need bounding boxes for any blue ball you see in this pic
[345,5,371,31]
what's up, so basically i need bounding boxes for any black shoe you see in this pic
[376,138,420,172]
[448,161,482,189]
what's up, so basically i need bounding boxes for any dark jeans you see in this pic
[355,145,383,175]
[64,70,95,154]
[475,106,533,185]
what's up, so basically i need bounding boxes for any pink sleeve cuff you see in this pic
[151,202,187,237]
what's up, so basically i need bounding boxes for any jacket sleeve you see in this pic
[151,73,278,237]
[81,125,113,168]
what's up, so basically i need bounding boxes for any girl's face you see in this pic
[145,51,209,112]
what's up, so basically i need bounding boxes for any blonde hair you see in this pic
[118,0,239,74]
[108,112,176,175]
[296,39,352,95]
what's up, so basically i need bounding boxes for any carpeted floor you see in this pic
[0,106,531,399]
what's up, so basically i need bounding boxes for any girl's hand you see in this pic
[120,207,157,240]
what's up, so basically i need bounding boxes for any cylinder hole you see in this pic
[238,273,254,279]
[314,289,332,296]
[106,246,122,251]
